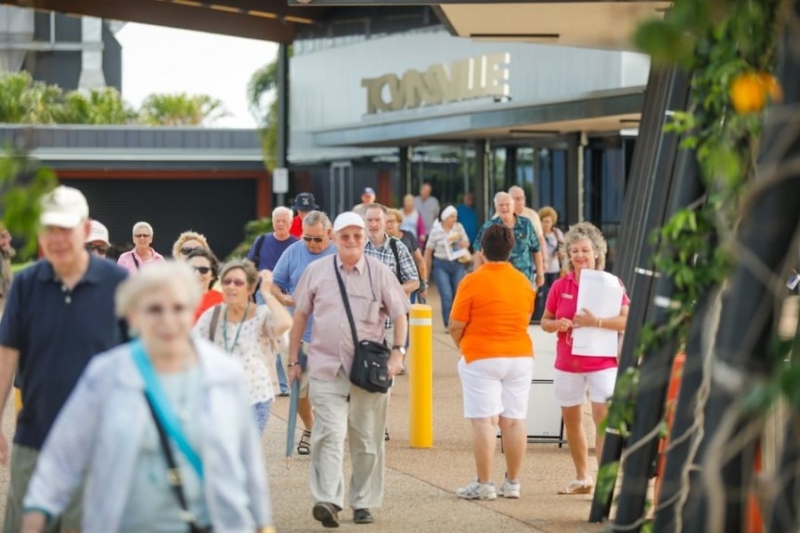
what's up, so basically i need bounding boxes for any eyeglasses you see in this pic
[181,246,201,256]
[221,278,247,287]
[194,266,212,275]
[143,303,188,316]
[86,244,108,254]
[303,236,324,243]
[135,234,151,239]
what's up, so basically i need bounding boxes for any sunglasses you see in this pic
[194,266,212,275]
[135,234,151,239]
[221,278,247,287]
[143,303,188,316]
[303,235,324,243]
[181,246,201,256]
[86,244,108,254]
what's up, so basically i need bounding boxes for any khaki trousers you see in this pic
[3,444,82,533]
[309,369,389,511]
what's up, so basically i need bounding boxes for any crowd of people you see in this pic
[0,181,629,530]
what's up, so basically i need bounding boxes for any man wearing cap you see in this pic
[288,212,409,528]
[85,220,111,258]
[290,192,320,238]
[0,185,128,531]
[352,187,376,219]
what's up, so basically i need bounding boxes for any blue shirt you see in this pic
[247,233,298,271]
[474,215,541,280]
[457,203,479,245]
[0,255,128,449]
[272,240,337,342]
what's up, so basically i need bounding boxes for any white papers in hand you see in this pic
[572,269,623,357]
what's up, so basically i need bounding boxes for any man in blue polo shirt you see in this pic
[0,186,128,531]
[271,210,336,455]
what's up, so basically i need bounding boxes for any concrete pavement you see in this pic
[267,291,607,532]
[0,290,608,531]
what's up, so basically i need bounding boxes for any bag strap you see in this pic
[333,256,360,348]
[252,234,266,268]
[143,392,201,530]
[208,305,222,342]
[132,254,140,271]
[130,340,204,481]
[388,238,403,283]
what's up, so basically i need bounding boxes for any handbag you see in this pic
[457,250,473,264]
[333,256,393,393]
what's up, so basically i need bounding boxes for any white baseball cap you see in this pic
[86,220,110,246]
[333,212,366,233]
[40,186,89,229]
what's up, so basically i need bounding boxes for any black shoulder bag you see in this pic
[387,238,403,283]
[143,395,212,533]
[333,256,393,393]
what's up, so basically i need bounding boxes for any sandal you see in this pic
[558,478,593,495]
[297,430,311,455]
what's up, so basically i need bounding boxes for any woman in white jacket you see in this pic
[21,261,275,533]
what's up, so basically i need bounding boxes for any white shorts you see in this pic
[458,357,534,419]
[553,367,618,407]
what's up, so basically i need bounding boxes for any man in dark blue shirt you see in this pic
[247,205,299,395]
[0,186,128,531]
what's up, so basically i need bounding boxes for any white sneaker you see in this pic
[498,479,520,499]
[455,479,497,500]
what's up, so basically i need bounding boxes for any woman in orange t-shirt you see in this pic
[449,224,536,501]
[186,247,224,323]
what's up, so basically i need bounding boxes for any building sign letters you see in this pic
[361,53,510,115]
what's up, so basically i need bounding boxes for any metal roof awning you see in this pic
[312,87,645,148]
[0,0,329,42]
[289,0,668,51]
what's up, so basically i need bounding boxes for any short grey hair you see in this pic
[508,185,525,198]
[364,203,388,217]
[493,191,512,205]
[115,261,201,317]
[302,210,330,230]
[563,221,608,272]
[272,206,293,219]
[132,221,153,236]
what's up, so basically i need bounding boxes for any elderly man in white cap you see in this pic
[0,186,128,531]
[85,220,111,258]
[288,211,409,528]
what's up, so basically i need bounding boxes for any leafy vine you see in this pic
[597,0,785,521]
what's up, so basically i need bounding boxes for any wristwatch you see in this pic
[391,345,407,356]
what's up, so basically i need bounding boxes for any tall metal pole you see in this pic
[276,43,290,208]
[589,66,692,523]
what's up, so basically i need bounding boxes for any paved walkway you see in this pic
[0,290,607,532]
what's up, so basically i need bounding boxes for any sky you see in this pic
[116,23,278,128]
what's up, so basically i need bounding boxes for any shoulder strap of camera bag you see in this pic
[333,256,360,349]
[252,234,266,268]
[388,238,403,284]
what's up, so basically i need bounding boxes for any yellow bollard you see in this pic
[14,387,22,415]
[409,303,433,448]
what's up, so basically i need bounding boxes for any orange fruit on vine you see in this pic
[730,72,783,114]
[757,72,783,103]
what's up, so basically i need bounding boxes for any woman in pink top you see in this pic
[116,221,166,274]
[541,222,629,495]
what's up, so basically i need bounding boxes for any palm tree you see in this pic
[57,88,137,125]
[0,72,64,124]
[247,46,292,170]
[139,93,229,126]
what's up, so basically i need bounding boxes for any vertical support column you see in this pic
[474,139,488,223]
[276,43,290,208]
[565,133,582,225]
[399,146,413,196]
[504,146,517,191]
